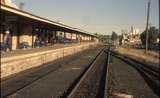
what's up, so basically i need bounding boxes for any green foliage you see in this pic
[111,32,118,41]
[140,26,159,48]
[94,33,98,36]
[119,35,123,45]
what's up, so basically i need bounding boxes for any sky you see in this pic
[13,0,159,35]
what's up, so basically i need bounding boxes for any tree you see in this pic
[119,35,123,45]
[140,26,159,49]
[94,33,98,36]
[111,32,118,41]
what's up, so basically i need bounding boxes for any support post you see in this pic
[71,33,72,40]
[56,31,58,40]
[17,16,21,49]
[31,24,35,48]
[64,32,66,39]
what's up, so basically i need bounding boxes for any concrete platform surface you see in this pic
[1,46,103,98]
[1,43,89,58]
[1,43,97,78]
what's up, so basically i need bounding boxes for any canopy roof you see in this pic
[1,4,97,37]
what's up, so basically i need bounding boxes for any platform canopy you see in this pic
[1,4,97,37]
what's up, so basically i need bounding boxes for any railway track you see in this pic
[111,51,160,97]
[3,46,157,98]
[61,47,159,98]
[111,51,159,79]
[61,47,111,98]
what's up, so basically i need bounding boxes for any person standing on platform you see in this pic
[4,28,12,51]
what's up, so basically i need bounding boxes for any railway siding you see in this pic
[108,52,159,98]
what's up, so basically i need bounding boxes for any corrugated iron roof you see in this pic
[1,4,97,37]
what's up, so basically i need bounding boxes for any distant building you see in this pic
[131,26,139,35]
[121,26,141,44]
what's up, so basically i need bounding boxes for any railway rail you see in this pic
[60,46,159,98]
[111,51,159,79]
[2,45,157,98]
[111,51,160,97]
[61,47,111,98]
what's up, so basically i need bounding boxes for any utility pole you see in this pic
[145,0,151,53]
[159,0,160,36]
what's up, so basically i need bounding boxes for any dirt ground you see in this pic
[114,47,159,68]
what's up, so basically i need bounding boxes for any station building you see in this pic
[0,0,98,50]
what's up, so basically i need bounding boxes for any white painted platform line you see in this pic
[71,68,81,70]
[113,93,133,98]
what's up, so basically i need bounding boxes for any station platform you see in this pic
[1,42,97,79]
[1,45,103,98]
[1,43,85,58]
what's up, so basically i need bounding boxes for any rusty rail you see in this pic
[61,46,110,98]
